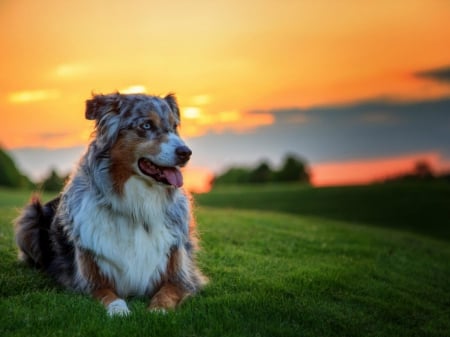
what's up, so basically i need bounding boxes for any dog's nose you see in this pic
[175,145,192,162]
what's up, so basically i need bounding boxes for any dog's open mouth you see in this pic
[138,158,183,188]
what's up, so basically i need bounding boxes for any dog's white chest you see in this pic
[96,221,174,296]
[76,177,176,296]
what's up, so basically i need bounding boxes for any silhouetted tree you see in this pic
[413,161,434,179]
[0,148,33,188]
[40,169,67,192]
[275,154,310,183]
[248,161,273,183]
[211,154,312,188]
[212,167,252,185]
[382,160,445,183]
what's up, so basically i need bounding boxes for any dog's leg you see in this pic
[93,288,130,317]
[148,283,186,312]
[148,247,196,312]
[78,249,130,316]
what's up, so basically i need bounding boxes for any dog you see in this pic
[15,92,207,316]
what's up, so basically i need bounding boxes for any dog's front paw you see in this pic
[149,307,168,315]
[107,299,131,317]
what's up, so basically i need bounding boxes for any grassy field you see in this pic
[1,184,450,337]
[195,182,450,241]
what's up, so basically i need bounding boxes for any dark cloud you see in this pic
[415,65,450,84]
[11,96,450,177]
[188,96,450,170]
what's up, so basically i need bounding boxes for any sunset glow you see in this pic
[311,152,450,187]
[1,0,449,190]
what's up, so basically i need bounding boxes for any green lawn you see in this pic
[195,182,450,241]
[1,185,450,337]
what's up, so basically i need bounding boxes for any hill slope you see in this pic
[195,182,450,241]
[0,188,449,336]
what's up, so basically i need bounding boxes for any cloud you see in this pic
[415,64,450,84]
[269,96,450,128]
[7,95,450,188]
[53,63,90,78]
[267,109,310,125]
[120,85,147,94]
[181,107,274,137]
[186,96,450,174]
[36,132,71,141]
[190,95,211,106]
[8,89,60,103]
[358,112,398,124]
[20,130,92,149]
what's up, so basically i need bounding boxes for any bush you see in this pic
[40,169,67,192]
[212,154,310,186]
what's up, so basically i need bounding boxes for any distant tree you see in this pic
[413,161,434,179]
[248,161,273,183]
[40,169,67,192]
[383,160,438,183]
[212,167,252,185]
[211,154,312,188]
[0,148,33,188]
[275,154,311,183]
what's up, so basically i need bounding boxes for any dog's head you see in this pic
[86,93,191,191]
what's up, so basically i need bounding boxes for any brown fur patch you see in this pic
[148,283,185,310]
[167,248,182,275]
[110,129,169,194]
[189,217,200,251]
[78,249,113,289]
[109,131,141,194]
[93,288,121,307]
[147,248,190,310]
[148,113,162,129]
[78,249,120,307]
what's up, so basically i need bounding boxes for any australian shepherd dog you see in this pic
[15,93,207,316]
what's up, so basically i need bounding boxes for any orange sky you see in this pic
[312,151,450,186]
[1,0,450,191]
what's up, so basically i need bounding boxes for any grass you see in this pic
[1,185,450,336]
[195,182,450,241]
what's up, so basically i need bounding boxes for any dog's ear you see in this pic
[164,93,180,118]
[85,94,120,120]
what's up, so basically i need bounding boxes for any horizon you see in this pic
[1,0,450,192]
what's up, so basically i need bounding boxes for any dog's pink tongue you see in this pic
[162,167,183,188]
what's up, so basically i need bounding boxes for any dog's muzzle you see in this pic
[175,145,192,165]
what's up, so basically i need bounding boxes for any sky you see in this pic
[1,0,450,192]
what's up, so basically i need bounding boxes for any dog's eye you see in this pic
[140,122,153,130]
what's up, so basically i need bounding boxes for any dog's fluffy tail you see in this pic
[14,195,59,269]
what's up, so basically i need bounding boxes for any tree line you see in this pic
[0,148,34,189]
[0,148,66,191]
[382,160,450,183]
[1,147,449,192]
[211,154,311,186]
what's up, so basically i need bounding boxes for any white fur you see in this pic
[155,132,186,166]
[75,177,177,297]
[107,299,130,316]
